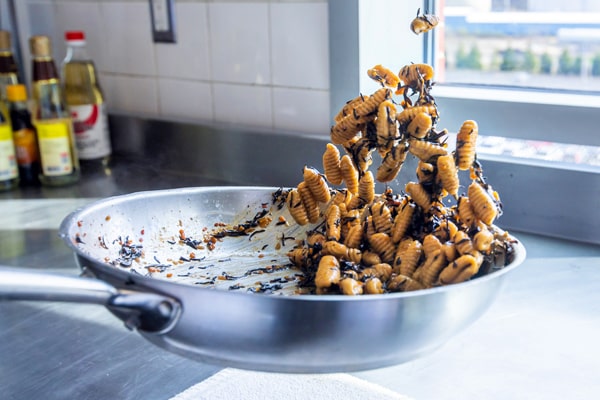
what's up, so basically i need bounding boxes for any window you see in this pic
[428,0,600,167]
[329,0,599,244]
[440,1,600,93]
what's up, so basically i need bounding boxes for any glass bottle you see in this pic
[0,100,18,191]
[29,35,79,186]
[6,84,40,186]
[0,30,19,103]
[62,30,111,166]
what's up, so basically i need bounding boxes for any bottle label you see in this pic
[36,120,74,176]
[13,127,39,166]
[69,103,111,159]
[0,124,18,180]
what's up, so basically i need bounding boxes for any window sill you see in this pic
[433,84,600,108]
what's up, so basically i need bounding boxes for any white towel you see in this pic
[170,368,412,400]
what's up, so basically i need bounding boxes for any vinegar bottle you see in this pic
[0,101,18,190]
[6,84,40,186]
[29,35,79,186]
[62,31,111,166]
[0,30,20,102]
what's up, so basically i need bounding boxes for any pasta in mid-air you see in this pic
[281,18,515,295]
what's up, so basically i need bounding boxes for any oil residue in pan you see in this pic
[75,189,311,295]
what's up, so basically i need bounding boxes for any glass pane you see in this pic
[438,0,600,92]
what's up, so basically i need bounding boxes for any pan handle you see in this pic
[0,266,181,334]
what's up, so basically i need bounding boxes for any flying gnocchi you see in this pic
[410,8,440,35]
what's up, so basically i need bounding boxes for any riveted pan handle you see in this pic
[0,266,181,334]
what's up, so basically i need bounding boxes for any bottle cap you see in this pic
[29,35,52,57]
[6,84,27,102]
[0,30,11,50]
[65,31,85,42]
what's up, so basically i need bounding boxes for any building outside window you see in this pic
[433,0,600,166]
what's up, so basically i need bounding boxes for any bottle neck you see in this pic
[32,56,59,82]
[65,43,90,63]
[0,50,17,75]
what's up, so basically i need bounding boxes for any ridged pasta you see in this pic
[334,94,369,123]
[376,142,409,182]
[456,120,478,170]
[398,63,435,86]
[441,241,458,262]
[376,100,398,156]
[391,200,416,243]
[457,196,477,227]
[436,154,459,198]
[325,204,342,241]
[405,181,432,211]
[358,171,375,204]
[286,188,309,225]
[416,161,435,183]
[344,223,363,249]
[394,238,422,277]
[364,277,384,294]
[370,201,393,235]
[367,64,400,89]
[453,230,478,257]
[406,111,432,139]
[387,274,425,292]
[322,143,343,185]
[322,240,362,264]
[330,114,364,145]
[297,181,320,224]
[433,219,459,243]
[315,255,341,293]
[473,223,494,253]
[354,88,392,120]
[284,59,519,295]
[408,138,448,162]
[361,250,382,266]
[303,166,331,203]
[409,234,445,286]
[396,104,438,126]
[368,232,395,264]
[438,254,482,285]
[360,263,393,282]
[339,277,363,295]
[340,155,359,195]
[468,181,497,225]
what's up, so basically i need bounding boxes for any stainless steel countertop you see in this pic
[1,155,599,400]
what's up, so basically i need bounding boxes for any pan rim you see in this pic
[60,186,527,302]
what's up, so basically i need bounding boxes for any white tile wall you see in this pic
[101,74,158,115]
[208,3,271,85]
[158,78,213,121]
[272,87,329,134]
[19,0,331,135]
[270,3,329,90]
[54,2,105,71]
[213,82,272,127]
[155,2,210,80]
[101,2,157,76]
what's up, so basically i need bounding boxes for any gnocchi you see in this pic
[283,60,519,295]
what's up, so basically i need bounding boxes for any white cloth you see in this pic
[170,368,413,400]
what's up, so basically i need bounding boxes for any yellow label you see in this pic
[36,120,69,139]
[0,130,18,180]
[36,120,74,176]
[0,123,12,141]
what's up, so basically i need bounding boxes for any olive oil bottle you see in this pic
[62,31,111,166]
[29,35,79,186]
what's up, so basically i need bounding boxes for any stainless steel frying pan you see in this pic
[0,186,526,373]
